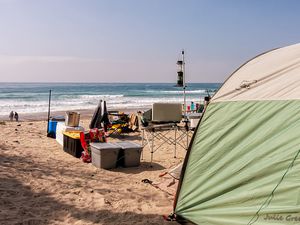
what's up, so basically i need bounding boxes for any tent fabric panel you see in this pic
[212,43,300,102]
[175,100,300,225]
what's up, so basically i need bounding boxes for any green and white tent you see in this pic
[174,43,300,225]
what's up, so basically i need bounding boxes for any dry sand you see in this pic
[0,114,189,225]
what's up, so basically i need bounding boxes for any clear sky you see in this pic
[0,0,299,83]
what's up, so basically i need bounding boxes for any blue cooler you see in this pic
[48,120,58,138]
[47,115,65,138]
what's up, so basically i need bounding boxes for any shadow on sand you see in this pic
[113,162,166,174]
[0,152,177,225]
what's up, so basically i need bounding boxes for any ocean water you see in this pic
[0,83,221,116]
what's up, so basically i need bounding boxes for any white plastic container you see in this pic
[55,122,84,146]
[188,113,202,128]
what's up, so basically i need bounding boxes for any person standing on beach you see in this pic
[14,112,19,122]
[9,111,14,121]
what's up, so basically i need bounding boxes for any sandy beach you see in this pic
[0,110,187,225]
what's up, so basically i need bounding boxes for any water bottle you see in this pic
[191,102,195,111]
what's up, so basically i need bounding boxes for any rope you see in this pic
[247,148,300,225]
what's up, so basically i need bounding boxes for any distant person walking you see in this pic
[9,111,14,121]
[14,112,19,122]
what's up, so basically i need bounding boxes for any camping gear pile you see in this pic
[89,100,139,137]
[47,100,142,169]
[107,112,137,137]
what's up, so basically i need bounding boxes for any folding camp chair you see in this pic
[141,103,185,165]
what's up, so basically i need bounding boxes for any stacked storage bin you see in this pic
[90,141,143,169]
[90,143,121,169]
[116,142,143,167]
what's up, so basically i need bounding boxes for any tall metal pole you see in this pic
[182,50,189,148]
[182,50,187,121]
[47,89,52,134]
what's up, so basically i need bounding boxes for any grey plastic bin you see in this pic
[116,142,143,167]
[90,143,121,169]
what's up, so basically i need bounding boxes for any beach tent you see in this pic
[174,43,300,225]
